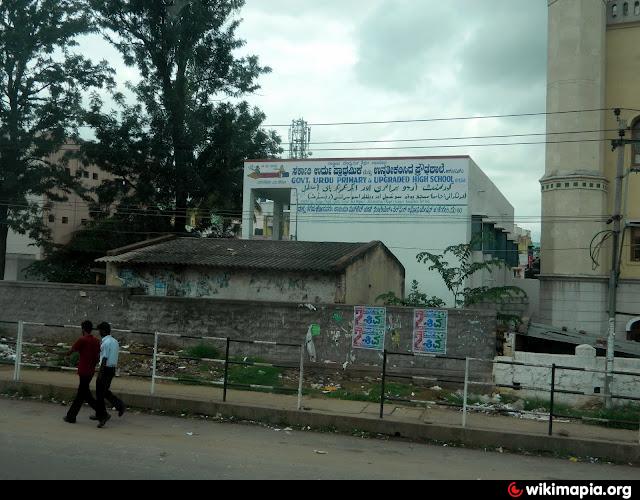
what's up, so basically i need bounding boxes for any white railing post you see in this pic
[13,321,24,381]
[462,356,470,428]
[151,332,158,395]
[297,344,305,411]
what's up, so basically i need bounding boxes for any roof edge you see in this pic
[106,234,177,256]
[329,240,406,273]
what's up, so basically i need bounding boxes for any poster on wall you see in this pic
[352,306,386,351]
[412,309,448,355]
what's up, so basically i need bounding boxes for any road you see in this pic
[0,398,637,480]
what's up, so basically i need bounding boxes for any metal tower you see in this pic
[288,118,311,159]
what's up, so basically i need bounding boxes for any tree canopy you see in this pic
[85,0,282,234]
[0,0,113,278]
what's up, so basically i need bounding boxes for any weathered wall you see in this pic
[493,344,640,406]
[345,245,405,305]
[106,264,341,304]
[0,281,497,375]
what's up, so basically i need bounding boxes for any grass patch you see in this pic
[22,345,40,355]
[186,343,221,360]
[552,403,640,430]
[315,382,415,403]
[227,356,283,387]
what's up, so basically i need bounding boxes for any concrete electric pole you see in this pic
[605,109,627,408]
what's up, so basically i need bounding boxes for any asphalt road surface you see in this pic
[0,398,637,480]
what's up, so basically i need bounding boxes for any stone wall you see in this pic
[0,281,496,376]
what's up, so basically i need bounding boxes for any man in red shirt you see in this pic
[63,320,101,424]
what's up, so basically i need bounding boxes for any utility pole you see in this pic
[288,118,311,159]
[605,109,627,408]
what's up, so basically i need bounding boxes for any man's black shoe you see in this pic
[97,414,111,428]
[118,406,126,417]
[63,416,76,424]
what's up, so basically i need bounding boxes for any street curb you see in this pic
[2,380,638,464]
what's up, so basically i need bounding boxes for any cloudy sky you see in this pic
[80,0,548,240]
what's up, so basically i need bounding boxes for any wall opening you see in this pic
[249,188,294,241]
[626,317,640,342]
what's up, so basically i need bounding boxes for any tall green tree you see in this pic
[0,0,113,279]
[86,0,281,235]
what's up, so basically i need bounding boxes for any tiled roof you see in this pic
[97,237,397,273]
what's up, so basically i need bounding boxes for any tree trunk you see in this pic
[0,206,9,280]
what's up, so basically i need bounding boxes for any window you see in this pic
[471,216,483,251]
[623,2,629,16]
[81,219,87,226]
[633,119,640,165]
[612,3,618,17]
[635,1,639,16]
[48,214,55,223]
[92,173,98,180]
[82,170,89,178]
[62,217,68,224]
[75,170,82,178]
[65,168,71,176]
[632,228,640,262]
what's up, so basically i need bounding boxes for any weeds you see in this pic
[186,343,221,360]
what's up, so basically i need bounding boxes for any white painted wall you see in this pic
[4,229,40,281]
[493,344,640,406]
[242,157,515,306]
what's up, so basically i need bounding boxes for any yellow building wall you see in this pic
[605,21,640,279]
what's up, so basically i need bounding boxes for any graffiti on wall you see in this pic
[387,314,402,349]
[117,268,231,298]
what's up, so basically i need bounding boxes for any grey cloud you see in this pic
[355,0,462,92]
[355,0,546,103]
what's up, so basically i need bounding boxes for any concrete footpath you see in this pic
[1,367,639,464]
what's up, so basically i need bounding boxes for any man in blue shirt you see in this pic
[94,322,126,428]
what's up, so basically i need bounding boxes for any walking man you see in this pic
[63,320,100,424]
[94,322,125,428]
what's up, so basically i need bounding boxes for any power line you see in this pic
[302,138,615,153]
[263,107,628,128]
[284,128,617,146]
[0,200,617,222]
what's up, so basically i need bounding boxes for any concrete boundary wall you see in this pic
[494,345,640,406]
[0,281,496,373]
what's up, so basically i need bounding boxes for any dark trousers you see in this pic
[96,367,124,418]
[66,375,97,420]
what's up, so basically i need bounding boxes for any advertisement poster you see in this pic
[413,309,448,355]
[352,306,386,351]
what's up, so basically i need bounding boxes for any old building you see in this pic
[3,141,114,281]
[540,0,640,337]
[98,236,405,304]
